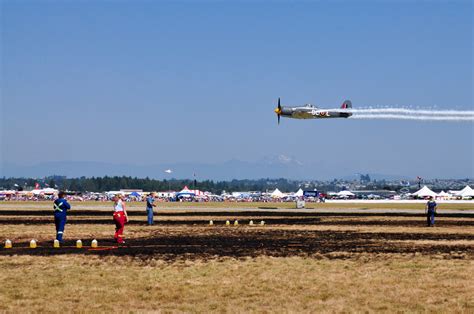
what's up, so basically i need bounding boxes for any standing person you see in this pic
[425,196,437,227]
[53,191,71,242]
[146,192,157,225]
[113,194,129,244]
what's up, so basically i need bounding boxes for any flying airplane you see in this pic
[274,98,352,124]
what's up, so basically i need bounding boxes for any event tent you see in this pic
[411,186,437,198]
[436,191,451,199]
[176,186,196,197]
[271,188,284,198]
[458,185,474,198]
[0,190,16,195]
[32,188,58,195]
[337,190,355,197]
[294,189,304,197]
[176,186,208,197]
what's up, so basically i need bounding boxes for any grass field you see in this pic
[1,255,472,313]
[1,202,473,312]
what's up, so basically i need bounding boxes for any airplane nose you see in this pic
[274,108,282,114]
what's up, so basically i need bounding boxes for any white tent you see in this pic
[271,188,284,198]
[337,190,355,197]
[412,186,437,198]
[177,186,196,197]
[106,191,125,198]
[179,186,193,193]
[458,185,474,198]
[436,191,451,199]
[32,188,58,195]
[294,189,304,197]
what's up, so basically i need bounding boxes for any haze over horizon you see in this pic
[1,1,473,179]
[1,155,471,181]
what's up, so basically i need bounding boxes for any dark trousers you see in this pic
[54,213,67,241]
[426,209,435,226]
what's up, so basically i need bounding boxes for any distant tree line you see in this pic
[0,176,438,194]
[0,176,324,194]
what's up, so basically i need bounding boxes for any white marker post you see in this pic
[4,239,12,249]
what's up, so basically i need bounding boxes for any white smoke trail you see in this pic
[351,114,474,121]
[349,108,474,115]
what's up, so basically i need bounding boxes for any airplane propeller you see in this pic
[274,97,282,125]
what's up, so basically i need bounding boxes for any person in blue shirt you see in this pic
[146,193,156,225]
[53,191,71,241]
[425,196,437,227]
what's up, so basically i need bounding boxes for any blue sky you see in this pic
[1,1,473,179]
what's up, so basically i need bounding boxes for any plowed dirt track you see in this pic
[2,207,473,260]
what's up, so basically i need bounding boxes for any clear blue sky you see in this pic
[1,1,473,178]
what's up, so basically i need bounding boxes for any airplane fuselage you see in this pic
[279,105,352,119]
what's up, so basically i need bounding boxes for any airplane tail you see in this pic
[341,100,352,109]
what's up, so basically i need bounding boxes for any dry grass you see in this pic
[0,255,472,313]
[1,202,473,312]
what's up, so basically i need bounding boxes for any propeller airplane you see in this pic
[274,98,352,124]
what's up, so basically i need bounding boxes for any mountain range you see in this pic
[1,155,410,181]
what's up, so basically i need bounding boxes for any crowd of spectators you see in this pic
[0,191,326,203]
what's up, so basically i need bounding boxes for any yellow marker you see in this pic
[234,220,239,226]
[4,239,12,249]
[91,239,98,248]
[76,240,82,248]
[260,221,265,226]
[30,239,37,249]
[53,239,60,248]
[249,220,254,226]
[209,220,214,226]
[225,220,230,226]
